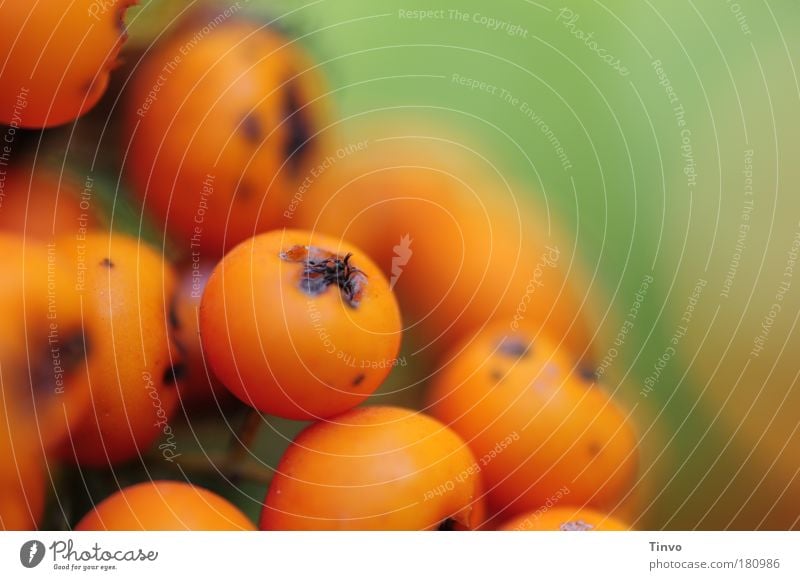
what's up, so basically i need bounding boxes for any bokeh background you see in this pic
[26,0,800,530]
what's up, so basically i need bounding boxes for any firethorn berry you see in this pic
[0,163,98,240]
[427,324,638,518]
[294,131,594,360]
[498,507,629,531]
[0,235,90,450]
[0,1,137,128]
[172,263,227,406]
[260,406,483,530]
[0,394,46,531]
[56,234,183,466]
[200,229,402,420]
[75,480,255,530]
[124,18,329,258]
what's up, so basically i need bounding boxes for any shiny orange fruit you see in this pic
[57,234,183,466]
[200,229,402,420]
[427,323,638,517]
[124,18,329,258]
[294,131,593,361]
[260,406,483,530]
[0,1,137,128]
[75,480,255,530]
[498,507,629,531]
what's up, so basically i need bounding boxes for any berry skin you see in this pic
[0,392,46,531]
[498,507,629,531]
[0,1,137,128]
[200,229,402,420]
[0,163,98,240]
[0,234,90,450]
[427,324,638,518]
[124,18,329,258]
[294,132,594,360]
[260,406,483,530]
[75,480,255,530]
[56,234,183,466]
[171,262,228,407]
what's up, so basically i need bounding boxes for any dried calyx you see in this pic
[280,245,368,308]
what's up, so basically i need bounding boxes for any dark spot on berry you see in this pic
[437,518,457,531]
[280,245,368,308]
[490,368,503,382]
[162,362,187,387]
[498,337,530,358]
[578,366,597,384]
[61,331,90,372]
[283,80,313,175]
[588,442,601,457]
[236,181,257,202]
[560,520,594,531]
[168,297,180,331]
[173,339,188,359]
[352,373,365,386]
[100,257,114,269]
[241,112,263,144]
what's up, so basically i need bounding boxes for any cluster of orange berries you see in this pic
[0,1,638,532]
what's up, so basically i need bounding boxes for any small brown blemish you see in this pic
[283,80,313,174]
[280,245,368,308]
[168,297,180,331]
[241,113,264,144]
[560,519,594,531]
[352,373,365,386]
[578,366,597,384]
[61,331,89,373]
[100,257,114,269]
[162,362,187,386]
[490,368,503,382]
[588,442,602,457]
[236,181,256,202]
[498,337,530,358]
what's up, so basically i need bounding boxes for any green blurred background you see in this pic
[97,0,799,530]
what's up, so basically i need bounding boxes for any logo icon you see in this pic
[20,540,45,568]
[389,234,413,289]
